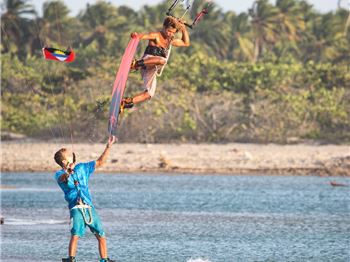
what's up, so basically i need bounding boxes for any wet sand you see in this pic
[1,141,349,176]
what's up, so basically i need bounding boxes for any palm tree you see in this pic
[300,11,346,62]
[226,12,255,62]
[276,0,305,41]
[78,1,133,54]
[1,0,36,55]
[248,0,281,62]
[273,0,306,61]
[299,0,318,22]
[137,2,169,31]
[187,1,229,59]
[332,9,350,63]
[337,0,350,36]
[37,1,73,47]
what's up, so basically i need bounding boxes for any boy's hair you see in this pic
[54,148,67,167]
[163,16,180,31]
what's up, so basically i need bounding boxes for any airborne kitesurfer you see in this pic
[121,16,190,110]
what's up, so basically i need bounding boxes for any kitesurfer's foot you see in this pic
[130,59,139,70]
[120,97,134,113]
[62,256,76,262]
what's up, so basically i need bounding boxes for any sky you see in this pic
[29,0,343,16]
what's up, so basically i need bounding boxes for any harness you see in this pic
[70,173,93,225]
[144,45,168,58]
[71,204,93,225]
[155,45,172,77]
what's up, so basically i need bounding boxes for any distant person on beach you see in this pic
[54,136,116,262]
[120,16,190,111]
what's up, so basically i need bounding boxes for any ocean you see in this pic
[1,172,349,262]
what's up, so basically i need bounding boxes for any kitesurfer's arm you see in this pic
[171,21,190,47]
[131,32,157,41]
[96,136,116,168]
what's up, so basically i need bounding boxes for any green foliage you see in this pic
[1,0,349,143]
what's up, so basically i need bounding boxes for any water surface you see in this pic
[1,172,349,262]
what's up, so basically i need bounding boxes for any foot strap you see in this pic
[136,59,145,68]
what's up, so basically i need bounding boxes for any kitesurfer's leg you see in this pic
[121,91,150,111]
[132,91,151,104]
[131,57,166,70]
[143,56,167,67]
[123,58,158,110]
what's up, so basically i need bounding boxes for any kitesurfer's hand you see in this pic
[178,18,186,24]
[131,32,139,39]
[177,19,186,31]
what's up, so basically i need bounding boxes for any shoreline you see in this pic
[1,141,350,176]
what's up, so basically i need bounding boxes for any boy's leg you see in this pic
[86,207,116,261]
[62,235,79,261]
[66,208,86,261]
[69,235,79,257]
[95,234,108,259]
[96,235,116,262]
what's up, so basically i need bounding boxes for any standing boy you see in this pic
[54,136,116,262]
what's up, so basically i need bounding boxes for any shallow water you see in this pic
[1,172,349,262]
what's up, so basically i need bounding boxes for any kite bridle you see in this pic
[166,0,211,29]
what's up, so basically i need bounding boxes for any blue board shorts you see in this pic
[69,205,105,238]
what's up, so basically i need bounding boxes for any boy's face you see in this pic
[62,150,75,170]
[163,27,177,39]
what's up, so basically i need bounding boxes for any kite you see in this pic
[42,47,75,62]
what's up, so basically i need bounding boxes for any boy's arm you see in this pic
[58,172,70,183]
[96,136,116,168]
[171,22,190,47]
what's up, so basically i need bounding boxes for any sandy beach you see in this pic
[1,141,349,176]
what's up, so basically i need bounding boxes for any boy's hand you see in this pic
[59,171,70,183]
[107,135,117,148]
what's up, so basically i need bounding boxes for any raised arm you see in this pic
[96,136,116,168]
[131,32,158,41]
[171,22,190,47]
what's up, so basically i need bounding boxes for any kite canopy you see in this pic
[42,47,75,62]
